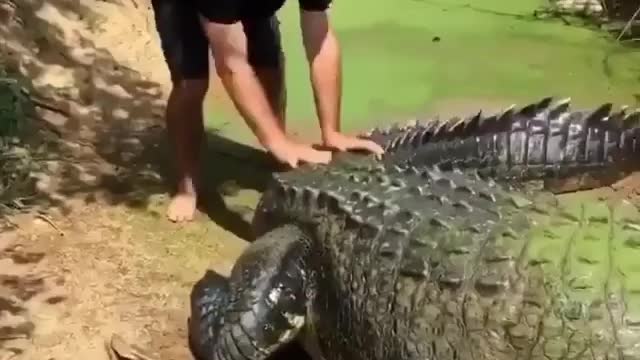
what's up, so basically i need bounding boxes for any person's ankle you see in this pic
[176,175,198,196]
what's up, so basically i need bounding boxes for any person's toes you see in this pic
[167,193,197,222]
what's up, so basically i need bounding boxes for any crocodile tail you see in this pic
[188,270,230,360]
[361,98,640,191]
[364,96,555,152]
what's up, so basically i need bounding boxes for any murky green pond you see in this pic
[205,0,639,143]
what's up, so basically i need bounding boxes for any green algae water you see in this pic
[205,0,639,144]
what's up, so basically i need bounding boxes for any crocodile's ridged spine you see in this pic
[361,97,555,152]
[361,98,640,189]
[254,154,640,359]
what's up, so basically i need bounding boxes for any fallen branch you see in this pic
[36,213,64,236]
[616,3,640,41]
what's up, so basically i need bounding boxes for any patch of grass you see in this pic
[0,70,33,139]
[112,197,248,279]
[0,67,39,229]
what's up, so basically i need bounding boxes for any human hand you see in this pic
[266,137,332,169]
[322,131,385,158]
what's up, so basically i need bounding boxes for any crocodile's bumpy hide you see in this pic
[360,98,640,192]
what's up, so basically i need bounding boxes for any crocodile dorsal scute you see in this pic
[358,98,640,193]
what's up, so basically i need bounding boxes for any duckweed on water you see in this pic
[207,0,639,138]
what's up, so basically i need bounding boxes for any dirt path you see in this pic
[2,196,252,360]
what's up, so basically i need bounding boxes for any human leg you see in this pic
[151,0,210,222]
[164,79,208,222]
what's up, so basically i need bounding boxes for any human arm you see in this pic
[299,6,340,143]
[198,9,331,167]
[299,3,384,156]
[201,19,286,149]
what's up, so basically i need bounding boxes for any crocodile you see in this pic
[360,98,640,193]
[188,152,640,360]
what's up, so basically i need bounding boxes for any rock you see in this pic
[34,173,52,193]
[32,64,76,89]
[112,108,130,121]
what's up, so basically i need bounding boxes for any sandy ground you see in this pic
[0,0,257,359]
[1,1,639,360]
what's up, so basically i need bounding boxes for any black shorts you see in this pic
[150,0,283,81]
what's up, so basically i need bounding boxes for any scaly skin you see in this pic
[361,98,640,193]
[189,152,640,360]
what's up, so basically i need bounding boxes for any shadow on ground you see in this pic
[0,0,280,242]
[0,231,66,359]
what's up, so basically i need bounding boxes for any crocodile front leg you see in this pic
[188,225,313,360]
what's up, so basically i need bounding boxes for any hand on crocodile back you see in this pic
[265,137,333,169]
[320,131,385,159]
[266,133,385,170]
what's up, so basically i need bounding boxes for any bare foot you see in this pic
[167,191,197,222]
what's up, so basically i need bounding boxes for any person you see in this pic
[150,0,385,222]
